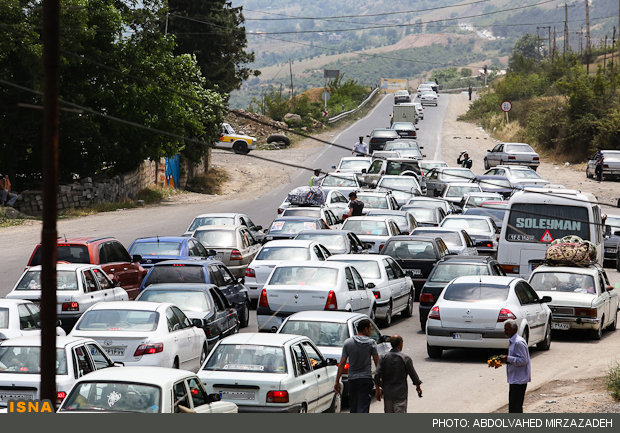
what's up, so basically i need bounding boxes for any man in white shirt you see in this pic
[352,137,369,156]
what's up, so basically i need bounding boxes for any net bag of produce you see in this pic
[287,186,325,206]
[545,236,596,265]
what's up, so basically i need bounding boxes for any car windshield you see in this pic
[445,185,481,198]
[30,245,90,266]
[282,208,320,218]
[479,179,511,189]
[256,247,310,261]
[268,266,338,287]
[329,260,381,279]
[378,178,418,190]
[60,382,161,413]
[15,270,79,291]
[129,242,182,256]
[280,321,349,347]
[393,123,414,130]
[295,233,346,251]
[383,240,435,259]
[442,218,490,233]
[372,130,399,138]
[0,347,66,375]
[188,217,235,231]
[342,219,388,236]
[429,264,489,283]
[144,265,206,285]
[204,344,287,373]
[76,310,159,331]
[269,220,317,234]
[605,216,620,228]
[321,175,357,187]
[443,283,509,302]
[393,148,422,158]
[510,169,541,179]
[0,309,8,328]
[529,272,596,294]
[505,144,534,153]
[193,230,236,248]
[442,169,474,181]
[357,195,388,209]
[138,291,211,313]
[405,207,435,223]
[413,230,461,247]
[339,159,370,170]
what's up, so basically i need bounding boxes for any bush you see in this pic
[607,362,620,401]
[186,168,229,195]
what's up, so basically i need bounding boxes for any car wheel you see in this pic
[607,312,617,331]
[522,327,529,346]
[536,321,551,351]
[232,141,249,154]
[369,306,376,322]
[427,343,442,359]
[586,168,592,178]
[484,158,489,170]
[172,358,179,369]
[402,291,414,318]
[298,403,307,413]
[199,344,208,365]
[592,321,604,340]
[239,301,250,328]
[325,392,341,413]
[380,303,392,327]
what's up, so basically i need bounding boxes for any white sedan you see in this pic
[420,91,438,106]
[326,254,414,326]
[440,215,500,255]
[70,301,207,372]
[257,262,376,332]
[426,276,552,358]
[341,215,403,253]
[0,299,65,341]
[331,157,372,174]
[58,366,238,413]
[440,182,483,205]
[199,333,339,413]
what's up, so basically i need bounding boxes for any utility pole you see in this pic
[580,27,584,56]
[612,26,616,77]
[548,26,552,58]
[288,59,294,101]
[553,26,557,60]
[586,0,591,73]
[41,0,60,408]
[536,27,541,60]
[165,12,169,35]
[604,35,608,72]
[564,3,569,55]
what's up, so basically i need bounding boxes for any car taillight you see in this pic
[56,391,66,406]
[420,293,434,303]
[259,289,269,308]
[266,390,289,403]
[230,249,243,260]
[62,302,79,311]
[428,306,440,320]
[501,264,520,274]
[497,308,516,322]
[134,343,164,356]
[277,208,284,214]
[379,244,384,252]
[484,243,493,248]
[245,267,256,278]
[373,291,380,299]
[508,156,516,160]
[603,164,609,169]
[172,264,185,267]
[324,290,338,310]
[575,307,597,317]
[533,157,539,161]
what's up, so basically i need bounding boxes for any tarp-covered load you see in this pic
[287,186,326,207]
[544,235,597,266]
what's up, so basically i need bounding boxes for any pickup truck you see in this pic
[217,123,256,154]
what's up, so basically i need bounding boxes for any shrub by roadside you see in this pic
[185,167,229,195]
[607,362,620,401]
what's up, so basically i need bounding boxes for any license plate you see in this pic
[605,249,617,253]
[551,322,570,330]
[407,269,422,276]
[452,333,482,340]
[104,346,126,356]
[219,391,255,400]
[0,393,33,402]
[213,255,223,261]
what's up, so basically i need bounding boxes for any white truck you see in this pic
[217,123,256,154]
[392,103,418,125]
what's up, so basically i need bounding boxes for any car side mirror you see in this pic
[366,282,376,289]
[207,393,222,404]
[539,296,552,303]
[361,168,367,174]
[613,230,620,236]
[326,358,338,366]
[487,149,491,152]
[331,165,336,169]
[113,362,125,367]
[191,318,204,328]
[237,277,245,285]
[606,285,614,292]
[416,127,419,130]
[132,254,142,263]
[379,335,391,343]
[256,225,263,231]
[366,135,370,137]
[208,249,217,257]
[263,228,269,233]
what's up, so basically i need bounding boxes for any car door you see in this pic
[187,239,206,259]
[86,342,114,371]
[172,380,192,413]
[72,344,96,379]
[514,282,544,343]
[290,343,319,412]
[91,267,125,301]
[17,303,39,336]
[489,144,503,165]
[344,267,361,312]
[241,216,263,241]
[597,272,612,327]
[243,228,262,263]
[425,170,439,196]
[301,340,332,412]
[351,266,371,314]
[348,233,367,254]
[207,287,231,340]
[186,376,217,413]
[81,269,106,311]
[312,244,326,261]
[217,264,247,308]
[166,307,190,368]
[172,306,202,370]
[387,257,409,310]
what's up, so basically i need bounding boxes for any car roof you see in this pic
[465,192,501,197]
[446,182,480,187]
[273,216,322,222]
[438,255,496,264]
[26,263,98,272]
[367,210,410,216]
[344,216,393,222]
[152,258,222,267]
[452,276,519,285]
[193,224,242,231]
[328,254,392,262]
[443,215,491,221]
[274,261,350,270]
[191,213,242,218]
[87,301,170,311]
[72,366,197,384]
[131,236,189,243]
[340,156,371,161]
[261,239,315,248]
[386,235,439,242]
[477,175,511,180]
[0,299,33,307]
[356,191,391,197]
[283,311,366,323]
[139,283,216,292]
[378,175,417,180]
[412,227,462,234]
[296,230,349,236]
[218,332,307,346]
[325,172,356,177]
[532,264,600,275]
[0,335,97,348]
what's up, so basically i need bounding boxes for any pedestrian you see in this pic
[0,174,19,207]
[374,335,422,413]
[499,320,531,413]
[309,169,324,187]
[347,192,364,217]
[468,84,473,101]
[389,113,394,127]
[334,318,379,413]
[457,151,473,169]
[352,136,369,156]
[594,147,604,182]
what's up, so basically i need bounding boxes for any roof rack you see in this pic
[540,259,599,268]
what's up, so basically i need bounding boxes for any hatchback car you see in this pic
[425,276,552,358]
[440,215,500,255]
[341,216,404,253]
[127,236,210,269]
[0,299,65,341]
[366,129,401,153]
[483,165,550,188]
[484,142,540,170]
[295,230,368,255]
[183,212,264,242]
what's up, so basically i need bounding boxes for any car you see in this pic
[281,206,342,230]
[277,189,350,217]
[276,311,391,399]
[413,102,424,120]
[381,235,450,300]
[483,165,550,188]
[26,237,145,299]
[419,256,506,330]
[390,147,425,160]
[331,156,372,174]
[458,192,504,210]
[420,91,438,106]
[391,121,417,139]
[375,175,422,206]
[341,216,404,254]
[366,129,401,153]
[355,191,399,214]
[404,196,454,214]
[418,160,448,176]
[484,142,540,170]
[399,204,447,227]
[191,225,262,278]
[410,227,477,256]
[7,264,129,333]
[264,216,330,243]
[528,264,618,340]
[0,299,65,342]
[424,167,476,197]
[244,240,332,301]
[183,213,264,242]
[318,172,361,198]
[603,214,620,269]
[586,150,620,180]
[416,84,434,97]
[366,209,419,234]
[199,333,339,413]
[58,366,238,413]
[139,259,251,328]
[0,335,118,408]
[295,230,369,255]
[422,81,439,93]
[127,236,211,269]
[217,122,256,154]
[440,215,500,256]
[326,255,414,326]
[463,205,508,230]
[439,182,483,205]
[473,175,517,199]
[361,158,421,188]
[70,301,208,371]
[393,90,411,104]
[135,284,239,352]
[371,150,401,161]
[256,262,376,332]
[383,139,423,152]
[425,276,552,358]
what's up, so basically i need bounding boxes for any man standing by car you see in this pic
[334,319,379,413]
[352,136,369,156]
[309,169,325,187]
[374,335,422,413]
[457,151,473,169]
[594,147,604,182]
[347,192,364,218]
[499,320,531,413]
[0,174,18,207]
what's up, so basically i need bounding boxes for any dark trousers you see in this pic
[595,165,603,181]
[348,378,374,413]
[509,383,527,413]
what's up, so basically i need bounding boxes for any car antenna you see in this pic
[156,234,159,245]
[63,234,67,242]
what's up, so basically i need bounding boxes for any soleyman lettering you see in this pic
[515,217,581,232]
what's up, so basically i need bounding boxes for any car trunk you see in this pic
[0,374,41,405]
[265,285,328,314]
[535,290,595,309]
[209,248,234,265]
[204,371,286,407]
[141,256,187,268]
[6,290,82,315]
[73,332,153,363]
[253,262,281,285]
[438,299,502,329]
[393,259,435,279]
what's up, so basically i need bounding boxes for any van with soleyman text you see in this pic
[497,188,603,279]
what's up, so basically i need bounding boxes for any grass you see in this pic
[607,362,620,401]
[0,206,32,228]
[186,168,230,195]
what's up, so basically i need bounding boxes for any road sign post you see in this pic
[501,100,512,124]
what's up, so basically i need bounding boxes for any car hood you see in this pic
[535,290,596,307]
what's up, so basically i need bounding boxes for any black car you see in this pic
[391,122,417,139]
[263,216,330,243]
[294,230,368,254]
[418,256,506,330]
[139,259,251,327]
[136,283,239,352]
[381,235,450,301]
[603,223,620,270]
[366,129,400,153]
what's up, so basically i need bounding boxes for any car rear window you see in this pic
[144,265,206,285]
[505,203,589,242]
[188,217,235,231]
[60,382,161,413]
[193,230,236,248]
[329,260,381,279]
[372,130,399,138]
[413,230,461,247]
[129,242,182,256]
[441,218,490,233]
[342,219,388,235]
[0,309,8,328]
[356,195,388,209]
[339,159,371,170]
[268,266,338,287]
[405,207,435,223]
[204,344,287,373]
[269,220,317,234]
[256,246,310,261]
[0,347,67,374]
[442,169,475,181]
[77,310,159,331]
[321,175,357,187]
[281,208,321,218]
[138,290,211,313]
[429,264,489,283]
[529,272,596,294]
[443,283,509,302]
[505,144,535,153]
[30,245,90,266]
[15,270,79,291]
[383,240,435,259]
[295,233,346,251]
[445,185,481,198]
[280,320,349,347]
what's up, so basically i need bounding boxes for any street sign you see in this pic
[322,91,331,102]
[322,109,328,118]
[500,101,512,112]
[540,230,554,242]
[324,69,340,79]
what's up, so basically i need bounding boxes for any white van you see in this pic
[393,103,418,125]
[497,188,603,279]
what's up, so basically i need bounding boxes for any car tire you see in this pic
[232,141,249,154]
[586,168,592,178]
[536,321,551,351]
[239,301,250,328]
[592,319,604,340]
[325,392,341,413]
[380,302,392,327]
[266,134,291,147]
[402,290,414,318]
[521,327,529,346]
[173,358,179,369]
[199,344,208,365]
[427,343,442,359]
[369,306,376,322]
[298,403,307,413]
[607,312,617,331]
[484,158,489,170]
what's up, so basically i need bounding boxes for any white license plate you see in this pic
[0,393,33,402]
[214,255,223,261]
[605,249,617,253]
[219,391,255,400]
[551,322,570,330]
[408,269,422,276]
[104,346,126,356]
[452,333,482,340]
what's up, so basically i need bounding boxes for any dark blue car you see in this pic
[128,236,211,269]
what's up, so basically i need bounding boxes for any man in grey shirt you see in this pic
[334,319,379,413]
[374,335,422,413]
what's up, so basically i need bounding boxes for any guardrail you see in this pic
[439,87,481,94]
[327,88,380,124]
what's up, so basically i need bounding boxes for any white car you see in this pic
[417,84,433,97]
[319,172,361,198]
[257,262,376,332]
[277,189,350,218]
[326,254,414,326]
[484,142,540,170]
[440,182,483,205]
[58,366,238,413]
[375,175,422,206]
[414,102,424,120]
[528,264,619,340]
[281,206,343,230]
[341,216,404,253]
[199,333,339,413]
[244,240,331,301]
[0,335,117,408]
[0,299,65,341]
[70,301,208,371]
[183,212,264,241]
[6,263,129,332]
[332,156,372,174]
[405,196,453,214]
[483,165,550,188]
[420,91,438,106]
[426,276,552,358]
[411,227,478,256]
[418,160,448,176]
[459,192,503,209]
[440,215,500,255]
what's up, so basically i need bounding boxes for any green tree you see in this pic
[508,34,542,73]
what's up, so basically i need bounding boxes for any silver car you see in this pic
[483,165,550,188]
[420,91,438,106]
[411,227,478,256]
[484,142,540,170]
[341,216,404,253]
[440,215,500,255]
[439,182,483,205]
[586,150,620,180]
[375,175,422,206]
[184,212,264,241]
[319,172,360,198]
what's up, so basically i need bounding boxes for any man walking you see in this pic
[468,84,473,101]
[347,192,364,218]
[374,335,422,413]
[352,136,369,156]
[334,319,379,413]
[500,320,531,413]
[594,148,604,182]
